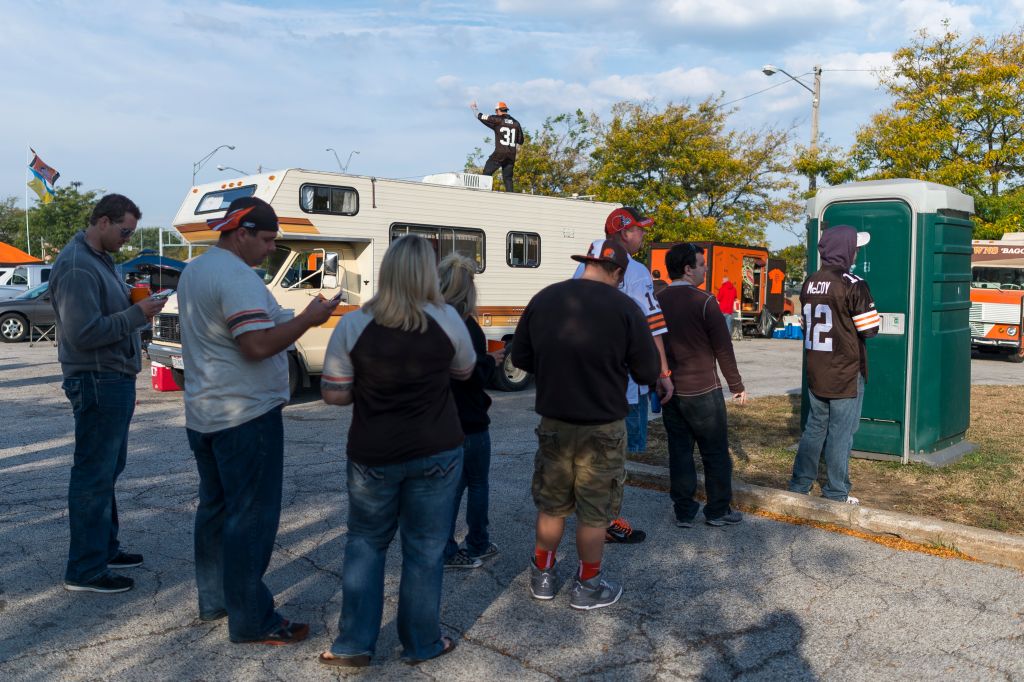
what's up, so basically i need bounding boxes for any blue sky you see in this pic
[2,0,1018,247]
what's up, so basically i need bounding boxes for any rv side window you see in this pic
[389,224,485,273]
[299,184,359,216]
[507,232,540,268]
[195,185,257,214]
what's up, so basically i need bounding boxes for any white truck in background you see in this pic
[0,264,53,301]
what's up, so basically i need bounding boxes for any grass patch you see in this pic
[639,385,1024,535]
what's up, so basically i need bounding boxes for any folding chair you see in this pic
[29,318,56,347]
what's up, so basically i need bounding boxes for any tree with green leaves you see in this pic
[849,25,1024,236]
[590,99,802,245]
[0,197,26,250]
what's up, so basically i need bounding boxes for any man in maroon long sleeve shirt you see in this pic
[656,243,748,527]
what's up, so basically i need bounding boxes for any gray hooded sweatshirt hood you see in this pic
[818,224,858,271]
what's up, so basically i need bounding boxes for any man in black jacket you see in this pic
[512,239,659,611]
[470,100,524,192]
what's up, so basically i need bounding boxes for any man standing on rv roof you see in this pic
[469,100,524,192]
[574,206,674,544]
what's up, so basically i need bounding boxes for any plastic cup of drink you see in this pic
[130,284,152,303]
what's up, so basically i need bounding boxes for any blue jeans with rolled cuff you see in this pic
[63,371,136,584]
[187,406,285,642]
[331,447,462,661]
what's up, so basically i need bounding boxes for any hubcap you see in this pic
[503,355,528,385]
[2,318,25,339]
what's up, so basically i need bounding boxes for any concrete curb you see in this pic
[626,461,1024,572]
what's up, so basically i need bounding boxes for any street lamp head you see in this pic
[216,165,227,171]
[762,64,777,76]
[226,145,236,150]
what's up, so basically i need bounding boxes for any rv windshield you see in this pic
[195,185,257,214]
[973,266,1024,290]
[257,246,291,284]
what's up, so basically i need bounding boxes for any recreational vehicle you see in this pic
[970,232,1024,362]
[146,169,618,393]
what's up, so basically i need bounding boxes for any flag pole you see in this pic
[24,176,30,258]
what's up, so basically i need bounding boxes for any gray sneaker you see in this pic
[530,561,558,600]
[569,572,623,610]
[444,550,482,569]
[705,510,743,526]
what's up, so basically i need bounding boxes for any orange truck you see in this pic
[647,242,788,333]
[970,233,1024,362]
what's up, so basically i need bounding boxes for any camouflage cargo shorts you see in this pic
[530,416,627,528]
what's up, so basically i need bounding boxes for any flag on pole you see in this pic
[28,176,54,204]
[26,148,59,204]
[29,149,60,187]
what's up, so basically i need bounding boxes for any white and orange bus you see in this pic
[970,233,1024,362]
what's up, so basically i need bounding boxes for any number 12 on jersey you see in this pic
[803,303,833,351]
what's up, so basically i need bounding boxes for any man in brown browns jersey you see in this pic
[789,225,879,504]
[469,100,524,192]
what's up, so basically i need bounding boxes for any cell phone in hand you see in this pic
[150,290,173,301]
[329,291,344,304]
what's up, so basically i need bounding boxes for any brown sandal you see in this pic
[406,636,457,665]
[317,652,371,668]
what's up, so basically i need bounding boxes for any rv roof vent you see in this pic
[421,172,494,191]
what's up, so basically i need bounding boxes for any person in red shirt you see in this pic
[717,276,738,334]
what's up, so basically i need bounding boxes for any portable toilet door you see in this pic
[804,179,975,465]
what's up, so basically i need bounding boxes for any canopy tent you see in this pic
[117,254,188,290]
[0,242,43,266]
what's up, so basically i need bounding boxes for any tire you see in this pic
[491,342,532,391]
[1007,346,1024,363]
[0,313,28,343]
[288,353,302,398]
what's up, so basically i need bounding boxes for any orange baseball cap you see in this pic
[496,101,509,111]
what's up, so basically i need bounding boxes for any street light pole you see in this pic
[326,148,344,172]
[763,64,822,191]
[192,144,235,186]
[216,164,252,175]
[343,150,360,173]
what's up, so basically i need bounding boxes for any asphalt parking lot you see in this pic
[1,341,1022,680]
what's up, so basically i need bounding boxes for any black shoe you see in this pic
[675,516,696,528]
[706,510,743,527]
[108,551,144,569]
[605,518,647,544]
[236,619,310,646]
[64,573,134,593]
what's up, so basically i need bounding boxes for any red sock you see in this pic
[578,560,601,581]
[534,548,555,570]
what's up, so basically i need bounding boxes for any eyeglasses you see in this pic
[118,226,135,239]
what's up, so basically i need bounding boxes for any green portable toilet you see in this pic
[803,179,975,465]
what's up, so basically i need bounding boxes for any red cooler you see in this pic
[151,362,182,392]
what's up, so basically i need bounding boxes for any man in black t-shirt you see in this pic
[470,100,524,192]
[789,225,879,505]
[512,239,660,611]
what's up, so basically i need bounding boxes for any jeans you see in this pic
[444,431,492,559]
[723,314,734,335]
[63,372,136,584]
[789,376,865,501]
[625,397,649,453]
[331,447,462,661]
[662,390,733,520]
[187,406,284,642]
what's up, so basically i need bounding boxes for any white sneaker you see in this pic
[845,496,860,505]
